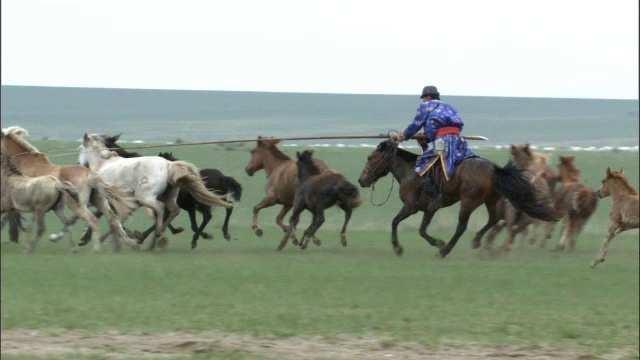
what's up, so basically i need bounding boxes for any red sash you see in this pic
[435,126,461,138]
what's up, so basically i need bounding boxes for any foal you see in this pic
[1,161,79,252]
[277,150,361,251]
[591,167,639,268]
[547,155,598,251]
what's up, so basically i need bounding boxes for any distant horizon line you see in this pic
[2,84,637,101]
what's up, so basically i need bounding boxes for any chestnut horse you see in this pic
[543,155,598,252]
[2,160,80,253]
[277,150,361,251]
[358,140,558,258]
[591,167,639,268]
[1,126,138,252]
[245,137,329,243]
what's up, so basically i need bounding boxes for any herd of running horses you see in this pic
[1,126,638,268]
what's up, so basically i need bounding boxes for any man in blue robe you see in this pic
[390,85,478,206]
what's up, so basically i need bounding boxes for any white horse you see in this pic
[78,133,233,250]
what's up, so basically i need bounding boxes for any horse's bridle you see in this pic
[363,144,396,206]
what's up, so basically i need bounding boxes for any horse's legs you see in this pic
[92,195,138,252]
[251,196,278,237]
[338,207,353,247]
[418,210,446,249]
[277,205,303,251]
[301,210,324,249]
[63,195,102,253]
[76,211,103,246]
[437,204,477,258]
[52,202,79,253]
[275,205,300,245]
[555,217,571,251]
[221,207,233,240]
[159,192,182,249]
[24,212,44,253]
[192,207,214,248]
[391,203,419,256]
[592,224,621,268]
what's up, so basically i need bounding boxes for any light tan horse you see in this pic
[245,136,329,243]
[79,133,233,250]
[545,155,598,251]
[1,126,139,252]
[1,161,79,252]
[591,167,639,268]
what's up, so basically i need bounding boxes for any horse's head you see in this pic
[0,126,39,158]
[245,136,288,176]
[557,155,580,183]
[296,150,320,182]
[510,144,535,169]
[596,167,627,199]
[358,140,395,187]
[79,133,116,167]
[158,152,177,161]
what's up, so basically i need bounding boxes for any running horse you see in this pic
[358,140,558,258]
[245,136,329,243]
[1,160,81,252]
[591,167,638,268]
[79,133,233,250]
[277,150,362,251]
[1,126,139,252]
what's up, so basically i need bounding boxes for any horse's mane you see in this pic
[1,126,39,153]
[378,141,419,163]
[258,138,291,161]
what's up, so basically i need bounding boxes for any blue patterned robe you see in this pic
[401,100,478,180]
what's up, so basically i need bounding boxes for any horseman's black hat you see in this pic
[420,85,439,98]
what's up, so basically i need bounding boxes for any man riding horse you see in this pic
[390,85,478,209]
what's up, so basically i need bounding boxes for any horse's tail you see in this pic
[222,176,243,201]
[169,161,234,209]
[87,172,137,220]
[55,180,80,204]
[336,181,363,209]
[493,161,558,222]
[571,187,598,216]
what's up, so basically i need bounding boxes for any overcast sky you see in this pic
[2,0,638,99]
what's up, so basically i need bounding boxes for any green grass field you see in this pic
[1,140,638,359]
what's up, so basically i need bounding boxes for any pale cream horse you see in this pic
[1,126,139,252]
[79,133,233,250]
[1,161,79,253]
[592,167,639,268]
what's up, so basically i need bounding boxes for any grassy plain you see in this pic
[1,140,638,359]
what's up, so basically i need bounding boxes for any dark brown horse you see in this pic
[245,137,329,243]
[592,167,639,268]
[277,150,361,251]
[358,140,558,258]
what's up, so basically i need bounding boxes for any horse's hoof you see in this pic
[393,246,404,256]
[292,239,299,246]
[471,240,481,249]
[435,240,446,249]
[173,227,185,234]
[255,229,263,237]
[78,240,89,247]
[314,238,322,246]
[223,233,231,241]
[157,237,168,249]
[436,250,448,259]
[275,246,283,252]
[48,233,63,242]
[71,247,80,254]
[191,242,198,249]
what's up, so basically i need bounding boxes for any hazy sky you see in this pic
[2,0,638,99]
